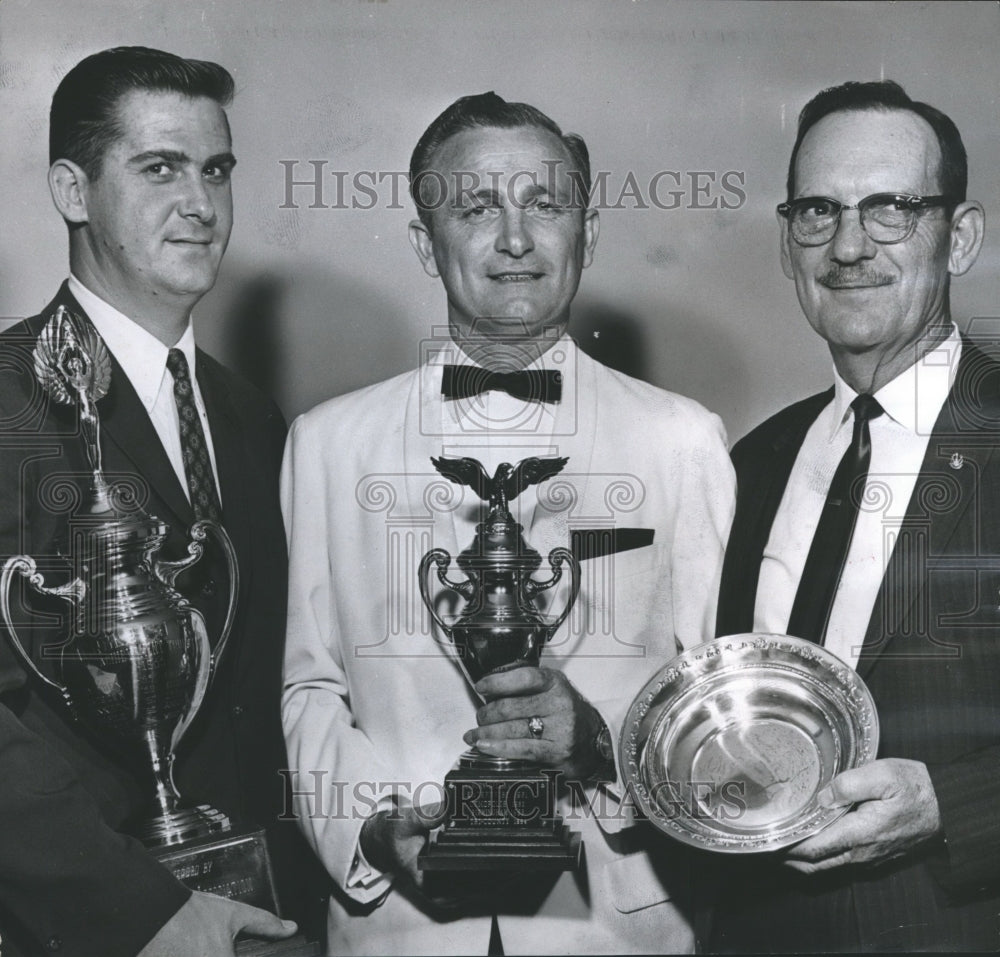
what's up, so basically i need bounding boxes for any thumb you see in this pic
[410,798,449,832]
[228,900,297,940]
[817,763,886,808]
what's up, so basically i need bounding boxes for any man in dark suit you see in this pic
[0,47,303,956]
[708,80,999,952]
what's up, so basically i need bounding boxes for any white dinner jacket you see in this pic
[281,343,735,955]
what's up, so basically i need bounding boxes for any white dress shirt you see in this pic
[68,275,221,502]
[754,326,962,668]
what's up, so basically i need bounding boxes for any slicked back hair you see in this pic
[787,79,968,208]
[50,45,234,180]
[408,91,591,227]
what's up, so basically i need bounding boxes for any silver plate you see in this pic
[620,633,879,853]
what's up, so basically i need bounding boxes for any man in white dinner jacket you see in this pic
[280,92,735,955]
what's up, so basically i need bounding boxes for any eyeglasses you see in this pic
[777,193,953,247]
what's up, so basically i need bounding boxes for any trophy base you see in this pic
[419,819,582,871]
[152,824,280,913]
[152,825,323,955]
[418,750,582,873]
[139,803,231,846]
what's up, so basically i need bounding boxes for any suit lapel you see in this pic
[717,390,833,636]
[858,342,1000,679]
[196,352,253,585]
[43,283,193,530]
[528,340,598,549]
[100,350,194,529]
[404,362,461,560]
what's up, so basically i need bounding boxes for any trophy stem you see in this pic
[142,729,230,847]
[88,470,114,516]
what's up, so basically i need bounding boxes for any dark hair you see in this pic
[786,80,967,206]
[408,91,591,225]
[50,46,234,179]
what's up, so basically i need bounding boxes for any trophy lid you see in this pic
[457,503,542,572]
[430,454,568,572]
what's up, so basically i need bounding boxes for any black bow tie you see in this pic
[440,364,563,403]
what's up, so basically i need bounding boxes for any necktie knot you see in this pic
[441,364,562,403]
[166,348,190,383]
[850,393,884,426]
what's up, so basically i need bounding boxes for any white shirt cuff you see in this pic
[343,824,394,905]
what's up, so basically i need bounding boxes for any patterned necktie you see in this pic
[166,348,223,523]
[786,393,884,645]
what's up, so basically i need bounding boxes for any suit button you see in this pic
[232,705,244,718]
[46,936,62,951]
[201,579,217,598]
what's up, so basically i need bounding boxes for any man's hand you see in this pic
[360,800,449,890]
[465,666,605,780]
[137,890,296,956]
[784,758,941,874]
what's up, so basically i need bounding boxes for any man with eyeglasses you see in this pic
[707,80,999,952]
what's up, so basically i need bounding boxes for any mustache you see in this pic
[818,266,895,287]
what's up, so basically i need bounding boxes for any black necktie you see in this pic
[786,393,884,644]
[440,364,562,403]
[166,348,223,523]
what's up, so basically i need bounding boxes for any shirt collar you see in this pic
[68,274,198,413]
[436,333,574,398]
[443,333,575,377]
[829,324,962,438]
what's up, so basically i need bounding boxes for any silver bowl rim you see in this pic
[619,632,880,853]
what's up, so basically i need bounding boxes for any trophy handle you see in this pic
[189,520,239,683]
[152,520,239,684]
[523,546,581,638]
[168,607,213,761]
[152,537,207,587]
[0,555,86,708]
[419,548,475,638]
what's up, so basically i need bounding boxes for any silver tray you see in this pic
[620,633,879,853]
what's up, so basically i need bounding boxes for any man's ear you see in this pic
[581,207,600,269]
[777,207,795,280]
[947,200,985,277]
[49,160,91,225]
[408,218,440,278]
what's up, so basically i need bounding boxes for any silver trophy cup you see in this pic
[0,307,281,914]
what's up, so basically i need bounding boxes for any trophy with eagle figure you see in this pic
[418,454,583,873]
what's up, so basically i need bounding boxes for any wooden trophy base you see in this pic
[418,752,582,874]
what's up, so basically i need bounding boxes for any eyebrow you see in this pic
[128,149,237,169]
[514,182,552,200]
[459,182,558,205]
[465,187,502,204]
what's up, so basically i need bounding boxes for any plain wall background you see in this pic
[1,0,997,443]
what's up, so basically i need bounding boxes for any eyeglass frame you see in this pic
[776,193,956,247]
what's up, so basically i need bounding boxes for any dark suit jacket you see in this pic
[0,285,315,957]
[707,340,1000,952]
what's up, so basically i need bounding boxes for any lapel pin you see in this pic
[949,453,964,470]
